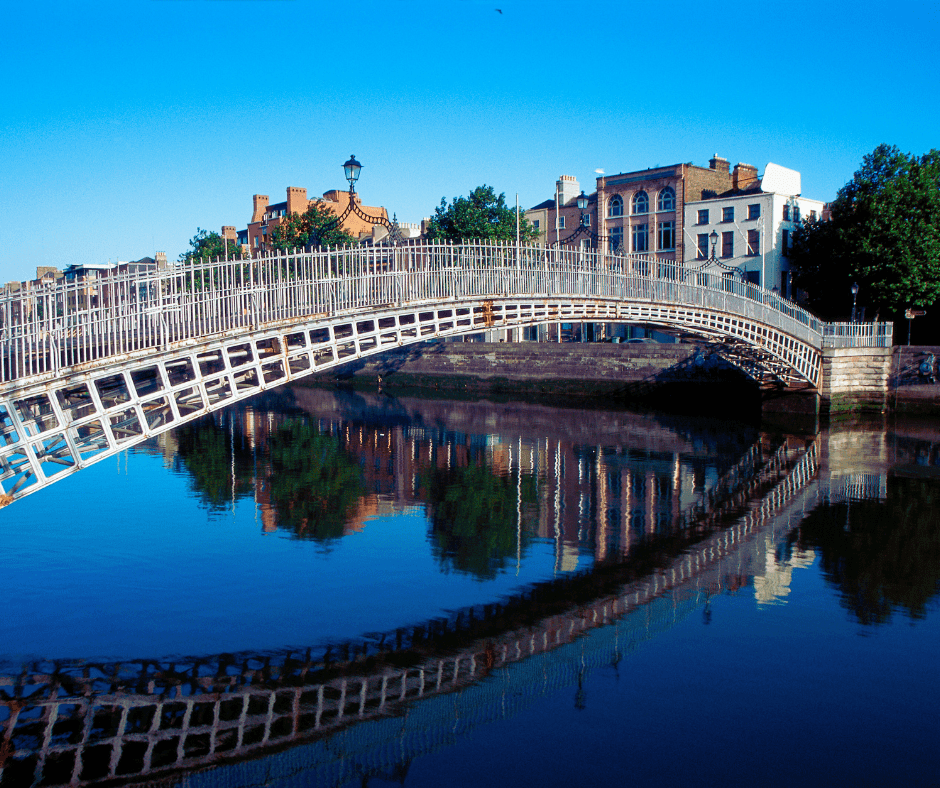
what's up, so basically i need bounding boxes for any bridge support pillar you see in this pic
[819,347,892,416]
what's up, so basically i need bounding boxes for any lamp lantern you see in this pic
[343,155,362,193]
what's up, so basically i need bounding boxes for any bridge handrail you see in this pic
[0,241,891,383]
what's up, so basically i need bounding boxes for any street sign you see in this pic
[905,309,927,319]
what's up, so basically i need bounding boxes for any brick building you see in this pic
[224,186,390,256]
[597,156,757,260]
[528,156,759,261]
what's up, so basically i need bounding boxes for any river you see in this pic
[1,386,938,788]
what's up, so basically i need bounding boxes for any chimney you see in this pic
[287,187,308,215]
[709,155,730,173]
[555,175,580,206]
[251,194,269,224]
[733,163,759,191]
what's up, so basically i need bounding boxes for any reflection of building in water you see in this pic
[165,400,781,575]
[753,534,816,604]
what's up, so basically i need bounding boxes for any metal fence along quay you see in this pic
[0,241,892,503]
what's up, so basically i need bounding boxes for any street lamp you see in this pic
[309,155,400,247]
[709,230,718,263]
[577,191,589,227]
[343,155,362,193]
[851,281,859,323]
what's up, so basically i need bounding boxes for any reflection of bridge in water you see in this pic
[2,422,836,788]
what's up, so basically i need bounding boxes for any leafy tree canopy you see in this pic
[790,144,940,321]
[180,228,241,264]
[425,185,538,243]
[269,202,357,250]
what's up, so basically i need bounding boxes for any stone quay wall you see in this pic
[315,341,940,416]
[818,347,893,414]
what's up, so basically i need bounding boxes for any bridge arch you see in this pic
[0,241,889,503]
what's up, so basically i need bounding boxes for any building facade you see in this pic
[527,157,761,261]
[683,163,825,296]
[597,156,757,261]
[224,187,390,257]
[527,175,599,248]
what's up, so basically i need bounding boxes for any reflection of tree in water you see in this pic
[795,476,940,625]
[174,416,255,510]
[423,463,539,580]
[267,419,365,542]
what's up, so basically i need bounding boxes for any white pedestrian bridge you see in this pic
[0,241,890,504]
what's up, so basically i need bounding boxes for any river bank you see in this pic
[309,341,940,418]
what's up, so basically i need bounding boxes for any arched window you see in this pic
[657,187,675,212]
[608,195,623,217]
[632,191,649,215]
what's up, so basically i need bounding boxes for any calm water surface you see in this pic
[1,387,938,788]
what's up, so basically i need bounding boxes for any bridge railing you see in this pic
[821,321,894,348]
[0,241,892,384]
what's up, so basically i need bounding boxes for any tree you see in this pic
[422,463,538,579]
[425,185,538,243]
[269,202,357,250]
[180,228,241,263]
[790,144,940,322]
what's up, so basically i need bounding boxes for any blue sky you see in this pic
[2,0,938,282]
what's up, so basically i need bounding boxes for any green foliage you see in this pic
[423,463,538,579]
[425,185,538,243]
[269,202,357,250]
[790,144,940,321]
[174,417,255,509]
[180,228,241,264]
[266,420,366,542]
[795,475,940,625]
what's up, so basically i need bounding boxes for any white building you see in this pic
[683,163,825,298]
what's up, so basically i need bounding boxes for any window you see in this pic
[810,210,817,221]
[793,205,801,222]
[657,187,675,212]
[781,229,790,256]
[658,221,675,251]
[608,195,623,217]
[609,226,624,251]
[721,231,733,258]
[697,233,709,260]
[697,209,709,225]
[632,223,648,253]
[722,206,734,223]
[532,219,540,230]
[557,216,565,229]
[747,229,759,256]
[782,204,791,221]
[747,204,760,220]
[632,191,649,215]
[584,213,591,226]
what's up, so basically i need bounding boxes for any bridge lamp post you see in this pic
[709,230,718,263]
[309,155,399,248]
[344,155,362,194]
[851,282,859,323]
[577,191,589,227]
